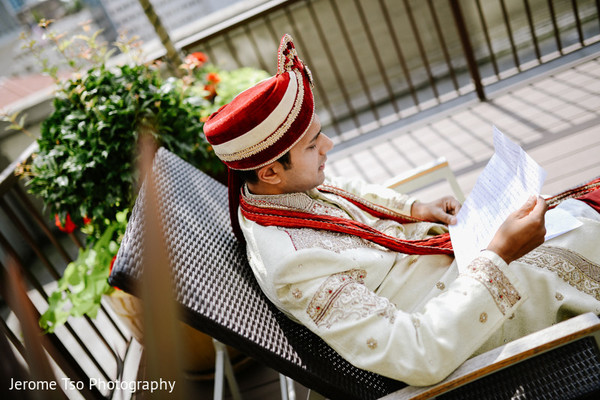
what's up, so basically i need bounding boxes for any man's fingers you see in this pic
[532,195,549,216]
[514,195,538,218]
[433,208,457,225]
[445,198,461,215]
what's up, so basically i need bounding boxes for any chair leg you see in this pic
[213,340,225,400]
[279,373,296,400]
[444,167,466,203]
[213,339,241,400]
[306,389,327,400]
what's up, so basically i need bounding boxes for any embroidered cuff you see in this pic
[479,249,508,270]
[403,197,417,217]
[462,256,521,315]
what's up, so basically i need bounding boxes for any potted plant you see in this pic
[14,20,268,369]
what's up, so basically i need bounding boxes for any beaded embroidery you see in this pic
[366,338,378,349]
[281,227,378,253]
[518,246,600,301]
[307,270,396,329]
[462,257,521,315]
[243,187,346,217]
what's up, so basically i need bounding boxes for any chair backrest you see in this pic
[109,148,406,400]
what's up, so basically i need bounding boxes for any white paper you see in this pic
[449,126,547,271]
[544,207,583,240]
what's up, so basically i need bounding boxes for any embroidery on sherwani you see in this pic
[518,246,600,301]
[243,187,347,217]
[280,227,380,252]
[307,270,396,329]
[462,257,521,315]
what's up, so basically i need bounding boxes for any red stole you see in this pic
[546,177,600,211]
[238,177,600,254]
[240,184,454,256]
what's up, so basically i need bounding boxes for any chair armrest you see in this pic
[383,157,465,203]
[380,312,600,400]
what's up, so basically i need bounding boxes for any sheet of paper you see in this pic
[544,207,583,240]
[449,126,547,271]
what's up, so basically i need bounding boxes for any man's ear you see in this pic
[256,162,283,185]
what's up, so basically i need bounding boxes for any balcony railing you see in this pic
[1,0,599,398]
[178,0,600,145]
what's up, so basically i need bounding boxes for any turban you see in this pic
[204,33,314,170]
[204,34,315,240]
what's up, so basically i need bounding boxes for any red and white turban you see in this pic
[204,34,315,170]
[203,34,315,241]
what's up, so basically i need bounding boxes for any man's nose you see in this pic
[320,134,334,154]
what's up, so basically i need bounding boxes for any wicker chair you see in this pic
[109,148,600,400]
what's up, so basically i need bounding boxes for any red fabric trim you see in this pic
[319,185,420,224]
[235,176,600,252]
[578,189,600,214]
[546,177,600,209]
[228,168,245,243]
[573,179,600,214]
[239,187,453,256]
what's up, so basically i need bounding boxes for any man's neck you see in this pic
[245,181,287,196]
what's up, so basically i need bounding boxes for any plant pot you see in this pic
[103,289,145,343]
[103,290,247,379]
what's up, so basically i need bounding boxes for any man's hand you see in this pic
[411,196,462,225]
[487,195,548,265]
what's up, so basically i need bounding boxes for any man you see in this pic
[204,34,600,386]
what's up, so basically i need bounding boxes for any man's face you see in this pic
[277,114,334,193]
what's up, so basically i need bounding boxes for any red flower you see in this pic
[185,52,208,68]
[109,255,117,273]
[204,83,217,101]
[191,52,207,63]
[83,215,92,225]
[206,72,220,83]
[109,255,121,291]
[55,213,77,233]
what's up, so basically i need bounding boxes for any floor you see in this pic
[185,358,310,399]
[327,51,600,202]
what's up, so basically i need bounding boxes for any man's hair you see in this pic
[239,151,291,183]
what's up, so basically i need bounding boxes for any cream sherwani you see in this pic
[239,175,600,386]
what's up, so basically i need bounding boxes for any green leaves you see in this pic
[28,64,154,233]
[39,210,129,333]
[28,38,269,331]
[28,60,257,235]
[1,111,28,132]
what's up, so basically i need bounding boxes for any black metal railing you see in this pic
[178,0,600,144]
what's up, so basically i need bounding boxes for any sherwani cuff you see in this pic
[479,249,509,270]
[461,254,523,316]
[403,196,417,216]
